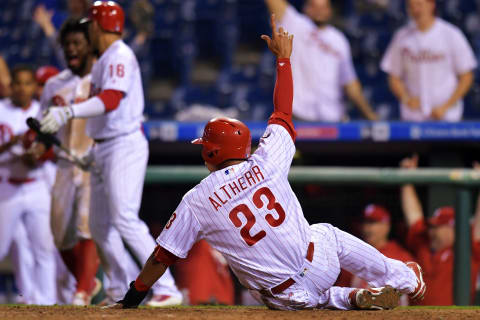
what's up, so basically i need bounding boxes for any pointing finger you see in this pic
[270,14,277,39]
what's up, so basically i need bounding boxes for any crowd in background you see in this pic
[1,0,480,121]
[336,155,480,306]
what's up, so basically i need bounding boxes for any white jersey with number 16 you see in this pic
[87,39,144,140]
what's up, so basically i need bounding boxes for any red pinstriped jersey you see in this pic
[157,124,311,290]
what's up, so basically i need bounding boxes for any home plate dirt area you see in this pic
[1,305,480,320]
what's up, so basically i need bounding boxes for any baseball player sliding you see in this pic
[107,16,426,311]
[39,1,182,306]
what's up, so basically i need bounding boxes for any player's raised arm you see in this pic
[400,155,424,227]
[261,14,296,140]
[264,0,288,21]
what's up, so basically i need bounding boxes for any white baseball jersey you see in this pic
[157,124,311,290]
[41,69,93,154]
[41,69,93,249]
[279,5,357,122]
[381,18,477,121]
[0,99,44,179]
[87,40,144,140]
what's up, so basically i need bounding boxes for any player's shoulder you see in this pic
[386,240,404,251]
[435,18,465,36]
[390,23,416,43]
[327,25,348,41]
[0,98,10,111]
[177,186,203,214]
[102,40,136,62]
[325,25,351,51]
[284,5,314,28]
[29,99,41,114]
[385,241,412,260]
[44,69,73,90]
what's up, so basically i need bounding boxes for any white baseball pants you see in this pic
[51,166,92,250]
[256,223,418,310]
[89,130,181,301]
[0,180,57,305]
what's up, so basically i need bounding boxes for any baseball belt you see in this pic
[260,242,314,297]
[0,177,36,185]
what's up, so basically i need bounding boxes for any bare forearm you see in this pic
[136,252,168,288]
[345,80,378,120]
[401,184,423,226]
[388,75,410,102]
[0,57,11,90]
[264,0,288,20]
[443,72,473,110]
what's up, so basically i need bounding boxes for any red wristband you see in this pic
[277,58,290,64]
[134,277,150,292]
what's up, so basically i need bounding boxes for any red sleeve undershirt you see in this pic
[153,245,180,266]
[134,245,180,292]
[97,89,123,112]
[268,58,296,141]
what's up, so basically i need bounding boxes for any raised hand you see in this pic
[400,154,419,170]
[261,14,293,59]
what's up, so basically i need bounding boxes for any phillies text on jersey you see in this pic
[381,18,477,121]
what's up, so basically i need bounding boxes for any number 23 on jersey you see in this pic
[229,187,286,247]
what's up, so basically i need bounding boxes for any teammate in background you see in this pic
[38,18,100,306]
[264,0,378,121]
[39,1,182,306]
[35,66,60,193]
[336,205,414,305]
[35,66,60,100]
[108,16,425,311]
[174,240,234,305]
[0,65,56,304]
[34,0,91,68]
[381,0,476,121]
[0,56,11,98]
[6,64,61,305]
[400,155,480,305]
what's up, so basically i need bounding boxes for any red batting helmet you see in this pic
[84,1,124,34]
[35,66,59,85]
[192,117,251,166]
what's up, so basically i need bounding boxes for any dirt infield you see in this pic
[1,306,480,320]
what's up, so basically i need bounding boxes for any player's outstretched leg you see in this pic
[326,224,425,303]
[89,167,131,302]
